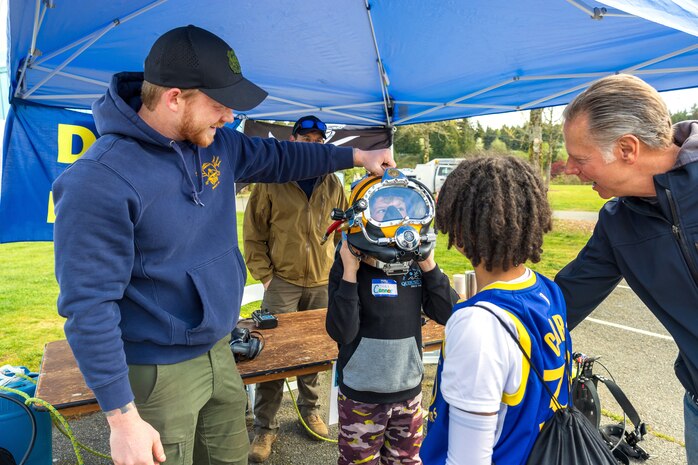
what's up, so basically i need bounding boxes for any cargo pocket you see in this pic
[159,437,190,465]
[343,337,423,393]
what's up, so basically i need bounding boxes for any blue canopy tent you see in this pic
[2,0,698,242]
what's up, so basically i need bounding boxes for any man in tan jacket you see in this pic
[243,115,348,462]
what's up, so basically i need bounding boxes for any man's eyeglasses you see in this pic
[295,119,327,132]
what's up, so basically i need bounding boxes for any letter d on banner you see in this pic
[0,102,99,242]
[57,124,96,164]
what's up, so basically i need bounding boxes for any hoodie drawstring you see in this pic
[170,141,205,207]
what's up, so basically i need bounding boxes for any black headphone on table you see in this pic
[229,327,263,361]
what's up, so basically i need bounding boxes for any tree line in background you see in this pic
[394,104,697,184]
[671,104,698,124]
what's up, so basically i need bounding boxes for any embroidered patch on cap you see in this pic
[372,279,398,297]
[227,49,241,74]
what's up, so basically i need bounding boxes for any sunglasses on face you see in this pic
[296,119,327,132]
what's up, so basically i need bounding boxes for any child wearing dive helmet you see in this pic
[326,169,458,465]
[420,157,571,465]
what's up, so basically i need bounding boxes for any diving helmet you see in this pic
[343,168,436,275]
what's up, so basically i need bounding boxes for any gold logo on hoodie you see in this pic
[202,156,222,190]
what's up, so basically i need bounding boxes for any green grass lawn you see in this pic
[547,184,608,212]
[0,242,63,372]
[1,201,593,371]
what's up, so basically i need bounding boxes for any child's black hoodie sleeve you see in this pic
[326,257,361,345]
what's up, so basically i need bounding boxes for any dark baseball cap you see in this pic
[144,25,268,111]
[292,115,327,138]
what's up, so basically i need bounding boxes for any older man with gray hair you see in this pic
[555,73,698,464]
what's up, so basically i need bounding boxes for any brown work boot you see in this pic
[303,413,329,439]
[249,431,278,463]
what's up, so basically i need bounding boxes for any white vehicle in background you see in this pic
[413,158,462,194]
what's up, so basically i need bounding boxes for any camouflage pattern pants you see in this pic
[337,391,423,465]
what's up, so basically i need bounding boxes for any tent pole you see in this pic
[394,47,698,125]
[260,95,317,110]
[34,35,94,68]
[395,78,515,125]
[251,106,385,126]
[564,0,633,19]
[19,0,170,99]
[517,67,698,80]
[34,0,169,67]
[250,96,387,125]
[521,43,698,109]
[251,100,385,116]
[320,109,385,126]
[323,101,385,110]
[635,66,698,75]
[518,73,606,80]
[565,0,594,17]
[14,0,44,98]
[24,94,105,101]
[36,1,48,30]
[21,22,119,98]
[250,109,320,118]
[396,101,518,111]
[364,0,392,127]
[622,43,698,72]
[32,65,109,88]
[521,82,594,109]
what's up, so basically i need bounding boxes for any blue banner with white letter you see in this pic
[0,101,97,243]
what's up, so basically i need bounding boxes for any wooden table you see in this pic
[36,308,444,416]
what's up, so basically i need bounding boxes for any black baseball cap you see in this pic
[292,115,327,138]
[144,25,268,111]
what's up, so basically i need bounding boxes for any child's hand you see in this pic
[340,239,361,282]
[417,249,437,272]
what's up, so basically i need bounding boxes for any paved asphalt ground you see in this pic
[50,213,688,464]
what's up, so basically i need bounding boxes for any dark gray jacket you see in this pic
[555,121,698,396]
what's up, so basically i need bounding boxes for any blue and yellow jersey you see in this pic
[420,271,572,465]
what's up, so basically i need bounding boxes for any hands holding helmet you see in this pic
[340,231,435,276]
[417,249,437,272]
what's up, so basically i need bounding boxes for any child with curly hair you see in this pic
[421,156,572,465]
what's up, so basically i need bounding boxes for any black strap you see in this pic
[597,376,644,433]
[471,304,566,411]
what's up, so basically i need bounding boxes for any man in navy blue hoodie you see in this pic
[52,25,394,465]
[555,74,698,465]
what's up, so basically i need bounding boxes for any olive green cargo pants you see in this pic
[129,337,248,464]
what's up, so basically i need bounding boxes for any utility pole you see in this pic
[419,137,430,163]
[528,108,543,177]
